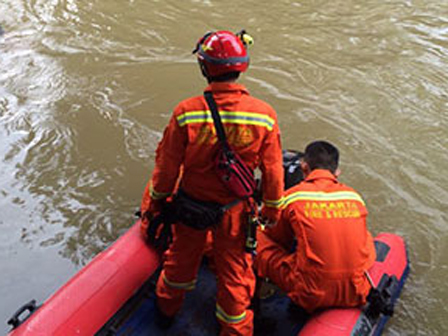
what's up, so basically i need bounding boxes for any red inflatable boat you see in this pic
[7,151,410,335]
[7,220,409,336]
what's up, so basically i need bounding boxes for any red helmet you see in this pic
[193,31,250,77]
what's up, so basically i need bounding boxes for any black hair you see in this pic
[208,71,240,83]
[198,60,241,83]
[304,141,339,174]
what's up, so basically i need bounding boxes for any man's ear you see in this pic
[301,161,311,177]
[334,168,341,178]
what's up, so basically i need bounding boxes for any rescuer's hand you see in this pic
[259,217,276,228]
[139,211,153,240]
[140,196,165,240]
[260,206,280,228]
[148,198,165,214]
[139,198,165,240]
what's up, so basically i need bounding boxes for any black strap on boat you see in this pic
[7,299,39,330]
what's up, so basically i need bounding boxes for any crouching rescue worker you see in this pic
[255,141,376,313]
[140,30,284,335]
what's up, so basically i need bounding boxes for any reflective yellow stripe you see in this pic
[149,183,171,200]
[283,191,365,208]
[176,110,275,131]
[264,196,285,209]
[162,273,196,291]
[215,304,247,324]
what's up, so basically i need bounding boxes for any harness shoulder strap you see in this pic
[204,91,230,151]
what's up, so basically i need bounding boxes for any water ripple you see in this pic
[1,0,448,334]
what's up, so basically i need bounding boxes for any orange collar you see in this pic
[204,82,249,95]
[304,169,338,183]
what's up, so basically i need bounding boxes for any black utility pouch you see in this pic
[173,189,224,230]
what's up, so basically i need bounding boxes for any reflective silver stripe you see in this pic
[283,191,365,208]
[149,183,171,200]
[264,196,285,209]
[162,272,196,291]
[176,110,275,131]
[215,304,246,324]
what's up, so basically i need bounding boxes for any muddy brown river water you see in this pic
[1,1,448,334]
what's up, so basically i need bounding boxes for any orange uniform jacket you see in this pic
[141,82,284,335]
[256,169,376,312]
[141,82,284,223]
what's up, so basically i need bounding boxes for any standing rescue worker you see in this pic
[255,141,376,313]
[140,30,284,335]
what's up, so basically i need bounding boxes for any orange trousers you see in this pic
[255,230,370,313]
[156,204,255,336]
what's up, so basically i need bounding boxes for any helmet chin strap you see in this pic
[198,60,212,83]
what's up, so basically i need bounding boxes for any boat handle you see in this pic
[7,299,38,329]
